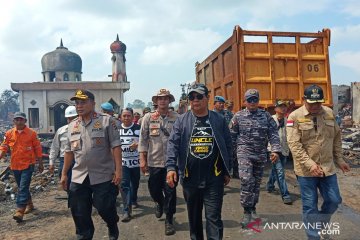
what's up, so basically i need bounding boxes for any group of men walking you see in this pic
[0,83,350,240]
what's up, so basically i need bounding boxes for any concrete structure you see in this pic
[11,37,130,133]
[332,85,351,115]
[352,82,360,126]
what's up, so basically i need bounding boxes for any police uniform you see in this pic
[64,90,121,239]
[138,110,179,216]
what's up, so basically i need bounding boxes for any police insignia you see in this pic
[95,138,102,145]
[93,121,102,129]
[249,89,256,94]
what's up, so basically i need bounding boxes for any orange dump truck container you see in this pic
[195,25,332,110]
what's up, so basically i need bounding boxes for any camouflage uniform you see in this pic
[213,109,233,126]
[229,108,281,208]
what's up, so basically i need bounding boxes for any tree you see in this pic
[0,90,19,121]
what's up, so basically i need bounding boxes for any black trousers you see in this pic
[183,182,224,240]
[148,167,177,216]
[69,176,119,239]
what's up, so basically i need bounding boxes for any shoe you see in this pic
[13,208,26,223]
[241,213,252,228]
[267,187,275,193]
[108,224,119,240]
[165,220,176,236]
[251,208,260,220]
[155,203,163,218]
[232,172,240,179]
[283,197,293,205]
[132,202,139,209]
[24,202,34,214]
[121,212,131,223]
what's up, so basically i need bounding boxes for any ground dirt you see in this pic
[0,161,359,240]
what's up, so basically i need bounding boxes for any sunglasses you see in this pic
[246,97,259,103]
[188,94,204,101]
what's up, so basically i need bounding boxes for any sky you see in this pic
[0,0,359,106]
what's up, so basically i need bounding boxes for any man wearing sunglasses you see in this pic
[0,112,43,222]
[229,89,281,228]
[166,83,232,240]
[138,88,179,236]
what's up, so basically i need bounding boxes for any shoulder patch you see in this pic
[286,120,294,127]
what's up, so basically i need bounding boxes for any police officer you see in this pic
[138,88,179,236]
[60,90,122,240]
[287,85,350,240]
[229,89,281,227]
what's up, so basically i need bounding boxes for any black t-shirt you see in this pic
[182,115,223,188]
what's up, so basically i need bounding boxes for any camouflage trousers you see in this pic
[238,153,267,208]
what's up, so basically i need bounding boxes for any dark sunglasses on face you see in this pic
[14,118,25,121]
[188,94,204,101]
[246,97,259,103]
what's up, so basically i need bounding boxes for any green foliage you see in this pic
[0,90,19,121]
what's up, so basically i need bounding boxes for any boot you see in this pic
[251,207,260,220]
[165,215,176,236]
[241,207,252,228]
[13,207,26,223]
[155,202,163,218]
[24,199,34,214]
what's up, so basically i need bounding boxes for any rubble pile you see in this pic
[342,128,360,165]
[0,164,58,202]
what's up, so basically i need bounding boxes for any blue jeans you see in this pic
[297,174,342,240]
[13,165,34,208]
[120,166,140,213]
[266,154,291,200]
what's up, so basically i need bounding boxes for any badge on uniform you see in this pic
[95,138,102,145]
[150,128,160,136]
[150,122,160,136]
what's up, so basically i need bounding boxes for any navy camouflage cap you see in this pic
[275,99,287,107]
[244,89,259,100]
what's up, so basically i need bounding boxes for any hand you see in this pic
[140,158,148,174]
[129,142,138,151]
[310,164,324,177]
[60,174,68,191]
[112,170,121,185]
[49,165,54,175]
[38,162,44,173]
[166,170,177,188]
[270,152,279,163]
[224,175,230,186]
[338,162,350,173]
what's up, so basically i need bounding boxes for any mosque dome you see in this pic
[110,34,126,53]
[41,39,82,72]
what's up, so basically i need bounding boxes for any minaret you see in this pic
[110,34,127,82]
